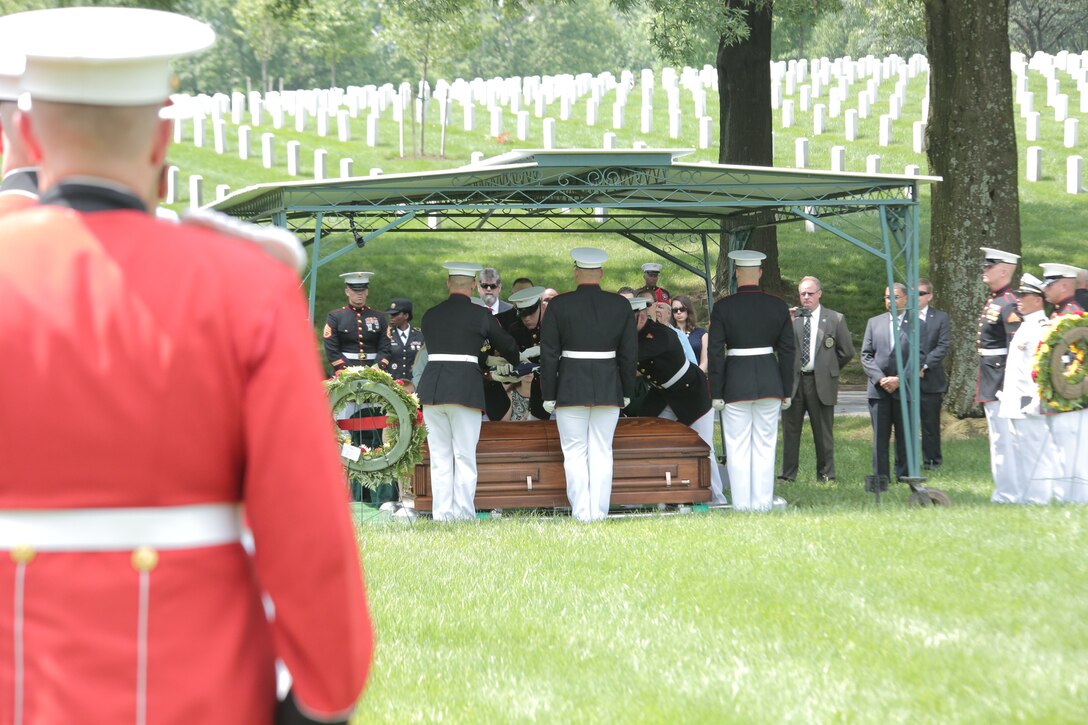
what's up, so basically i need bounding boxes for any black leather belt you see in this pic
[801,371,815,375]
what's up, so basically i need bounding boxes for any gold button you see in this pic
[132,546,159,572]
[10,545,35,564]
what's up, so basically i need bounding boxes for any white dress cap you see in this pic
[0,7,215,106]
[443,261,483,278]
[641,262,663,273]
[1039,263,1081,282]
[339,271,374,287]
[508,286,546,310]
[1017,273,1045,295]
[571,247,608,269]
[0,51,25,102]
[629,296,652,311]
[979,247,1020,265]
[728,250,767,267]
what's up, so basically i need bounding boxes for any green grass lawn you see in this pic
[351,418,1088,722]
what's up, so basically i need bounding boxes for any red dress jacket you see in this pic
[0,200,373,723]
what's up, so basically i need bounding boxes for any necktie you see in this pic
[800,310,812,368]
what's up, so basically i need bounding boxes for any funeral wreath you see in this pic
[1034,313,1088,413]
[325,365,427,490]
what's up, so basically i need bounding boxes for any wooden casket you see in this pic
[411,417,711,511]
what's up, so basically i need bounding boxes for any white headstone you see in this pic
[1020,91,1034,117]
[250,98,262,127]
[1054,93,1069,121]
[313,149,327,180]
[813,104,826,135]
[889,93,901,120]
[560,95,571,121]
[795,137,809,168]
[800,85,811,112]
[858,92,870,119]
[612,101,625,129]
[879,115,892,146]
[831,145,845,172]
[782,99,794,129]
[912,121,925,154]
[463,103,475,132]
[316,112,328,137]
[192,116,205,148]
[215,184,230,202]
[866,154,881,173]
[231,92,245,124]
[165,165,179,204]
[212,120,226,154]
[669,110,681,139]
[641,106,653,134]
[1027,146,1042,182]
[294,110,306,133]
[188,175,202,210]
[337,111,351,142]
[1065,117,1080,148]
[603,132,616,150]
[287,140,301,176]
[516,111,530,141]
[261,133,275,169]
[1027,112,1040,141]
[845,109,857,141]
[340,158,354,178]
[698,116,713,149]
[586,99,598,126]
[489,106,503,137]
[369,167,383,176]
[543,118,556,149]
[905,164,921,176]
[1067,155,1083,194]
[173,118,183,144]
[470,151,484,164]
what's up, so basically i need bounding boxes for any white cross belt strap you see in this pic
[428,354,480,363]
[726,347,774,357]
[341,352,378,361]
[978,348,1009,357]
[661,360,690,389]
[0,504,243,551]
[561,351,616,359]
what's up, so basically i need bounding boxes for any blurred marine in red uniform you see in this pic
[0,7,372,724]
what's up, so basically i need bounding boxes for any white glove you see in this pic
[485,355,507,368]
[623,397,631,407]
[781,397,792,410]
[543,400,556,414]
[712,399,725,411]
[494,362,514,376]
[520,346,540,362]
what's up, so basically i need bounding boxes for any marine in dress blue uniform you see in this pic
[976,248,1023,503]
[418,263,519,521]
[540,248,637,522]
[630,296,725,504]
[708,250,795,511]
[384,297,424,387]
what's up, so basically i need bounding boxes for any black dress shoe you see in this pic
[776,475,795,483]
[819,475,835,483]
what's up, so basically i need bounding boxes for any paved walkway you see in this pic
[835,386,869,417]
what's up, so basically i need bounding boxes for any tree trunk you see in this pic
[714,0,784,295]
[924,0,1021,417]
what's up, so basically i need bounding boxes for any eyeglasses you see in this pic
[479,283,499,290]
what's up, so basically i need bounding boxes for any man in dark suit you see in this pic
[418,263,519,521]
[479,266,518,329]
[779,276,855,483]
[917,278,950,469]
[540,248,637,522]
[708,250,795,511]
[861,284,913,481]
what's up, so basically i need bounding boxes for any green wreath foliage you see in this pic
[1034,313,1088,413]
[325,366,428,490]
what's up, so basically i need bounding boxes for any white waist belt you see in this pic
[429,354,479,363]
[978,348,1008,357]
[726,347,774,357]
[0,504,243,551]
[661,360,691,389]
[562,351,616,359]
[342,352,378,361]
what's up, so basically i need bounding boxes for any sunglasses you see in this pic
[479,283,499,290]
[672,306,686,312]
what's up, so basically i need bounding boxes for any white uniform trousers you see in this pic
[985,400,1018,503]
[660,406,726,504]
[422,404,483,521]
[723,399,780,511]
[556,406,620,522]
[1010,416,1061,504]
[1049,409,1088,503]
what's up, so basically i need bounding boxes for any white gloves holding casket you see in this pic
[543,400,556,414]
[781,397,792,410]
[712,399,725,411]
[520,346,540,362]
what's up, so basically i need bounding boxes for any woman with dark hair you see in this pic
[672,295,708,372]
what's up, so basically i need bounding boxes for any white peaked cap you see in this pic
[641,263,663,273]
[0,7,215,106]
[729,250,766,267]
[443,261,482,277]
[979,247,1020,265]
[0,50,25,102]
[629,296,652,311]
[1017,273,1045,295]
[1039,263,1080,281]
[571,247,608,269]
[508,286,546,309]
[340,272,374,286]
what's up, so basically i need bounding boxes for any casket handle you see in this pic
[526,475,533,491]
[665,471,672,487]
